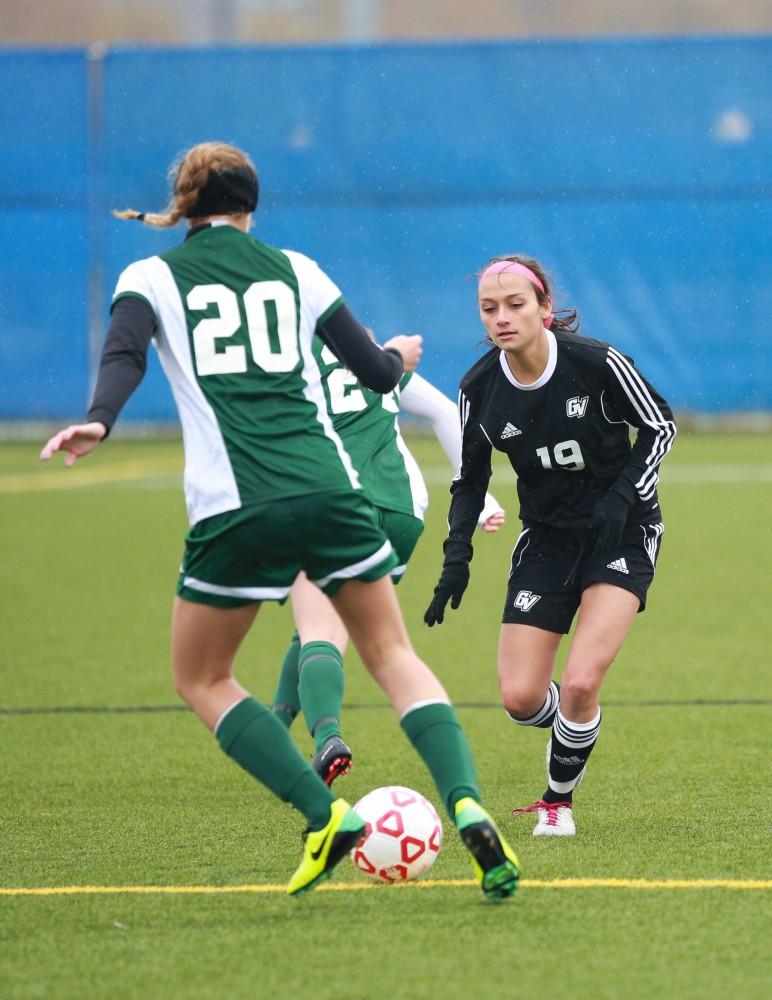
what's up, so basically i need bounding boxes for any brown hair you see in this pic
[478,254,580,335]
[112,141,257,228]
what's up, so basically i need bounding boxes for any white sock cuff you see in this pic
[399,698,451,722]
[213,696,250,737]
[548,775,583,794]
[554,708,602,749]
[556,708,601,731]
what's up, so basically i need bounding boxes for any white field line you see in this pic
[1,877,770,897]
[1,462,772,495]
[422,465,772,485]
[651,465,772,483]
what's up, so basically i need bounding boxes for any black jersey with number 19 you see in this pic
[449,329,676,540]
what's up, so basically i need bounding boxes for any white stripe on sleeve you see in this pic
[606,348,676,500]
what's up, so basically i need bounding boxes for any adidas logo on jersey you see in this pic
[607,557,629,574]
[501,422,522,439]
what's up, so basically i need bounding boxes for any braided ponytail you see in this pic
[112,142,257,228]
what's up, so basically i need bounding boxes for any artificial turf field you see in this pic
[1,432,770,999]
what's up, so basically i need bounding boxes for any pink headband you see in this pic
[478,260,553,328]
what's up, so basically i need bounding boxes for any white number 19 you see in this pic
[536,439,585,471]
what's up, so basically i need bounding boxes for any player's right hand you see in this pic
[589,488,631,555]
[424,561,470,627]
[40,422,108,467]
[480,510,506,533]
[383,334,423,373]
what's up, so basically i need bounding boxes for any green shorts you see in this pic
[177,491,399,608]
[377,507,424,583]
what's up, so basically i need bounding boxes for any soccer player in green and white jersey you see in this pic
[272,339,505,785]
[41,142,520,900]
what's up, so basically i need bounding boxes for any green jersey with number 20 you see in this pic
[111,224,365,525]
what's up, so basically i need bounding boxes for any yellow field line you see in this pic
[4,462,772,495]
[1,877,769,897]
[0,459,181,494]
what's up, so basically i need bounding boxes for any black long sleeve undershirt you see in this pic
[87,297,156,432]
[317,303,403,393]
[87,297,403,432]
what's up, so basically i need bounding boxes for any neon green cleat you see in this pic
[454,797,522,901]
[287,798,365,897]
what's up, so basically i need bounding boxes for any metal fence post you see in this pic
[86,43,107,409]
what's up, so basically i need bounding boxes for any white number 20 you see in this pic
[536,439,585,471]
[188,281,299,376]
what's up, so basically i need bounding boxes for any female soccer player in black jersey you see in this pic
[425,254,676,836]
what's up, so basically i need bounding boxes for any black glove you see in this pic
[590,488,632,556]
[424,537,472,627]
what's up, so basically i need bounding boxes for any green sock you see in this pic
[298,641,345,753]
[271,631,301,729]
[400,702,481,820]
[216,696,333,830]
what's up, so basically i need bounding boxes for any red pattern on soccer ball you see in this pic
[375,809,404,837]
[350,785,443,884]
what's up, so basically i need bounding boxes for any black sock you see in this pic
[544,708,601,804]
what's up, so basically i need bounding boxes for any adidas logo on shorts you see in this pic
[501,422,522,439]
[607,557,629,574]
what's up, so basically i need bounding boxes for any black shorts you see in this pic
[502,520,664,634]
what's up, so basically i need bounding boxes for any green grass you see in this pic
[1,433,771,999]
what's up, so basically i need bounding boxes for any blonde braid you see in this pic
[112,141,254,228]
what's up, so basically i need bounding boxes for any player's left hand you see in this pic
[590,488,631,555]
[480,510,505,533]
[477,493,505,533]
[382,334,423,373]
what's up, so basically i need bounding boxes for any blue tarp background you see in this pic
[2,37,770,420]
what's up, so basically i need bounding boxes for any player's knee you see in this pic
[358,634,415,677]
[173,672,195,705]
[499,679,546,721]
[172,665,211,707]
[559,673,599,712]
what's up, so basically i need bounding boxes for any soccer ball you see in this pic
[350,785,443,883]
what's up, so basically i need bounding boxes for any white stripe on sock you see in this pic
[399,698,450,722]
[213,696,250,736]
[507,681,559,727]
[548,774,583,794]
